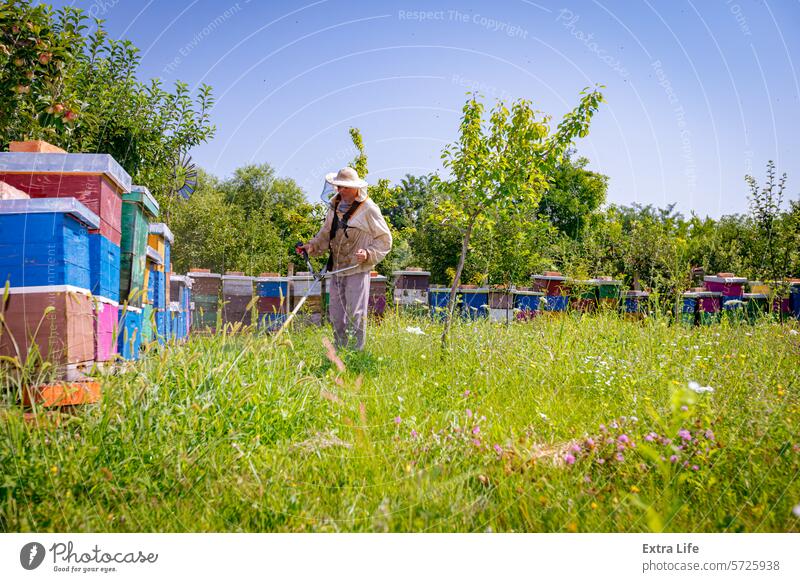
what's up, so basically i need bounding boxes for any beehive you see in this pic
[695,291,722,325]
[0,198,98,289]
[0,285,94,366]
[393,269,430,307]
[623,290,649,317]
[428,285,451,320]
[188,270,221,333]
[704,274,747,297]
[255,274,288,328]
[92,295,119,362]
[459,286,489,319]
[89,232,120,301]
[0,152,131,245]
[488,287,512,323]
[141,303,154,343]
[680,292,699,326]
[512,288,543,320]
[120,185,158,307]
[222,273,254,326]
[116,306,142,360]
[532,272,569,297]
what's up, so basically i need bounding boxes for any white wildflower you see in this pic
[688,381,714,394]
[405,326,426,335]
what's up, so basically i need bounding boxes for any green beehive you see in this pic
[120,186,159,307]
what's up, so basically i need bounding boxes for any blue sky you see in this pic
[48,0,800,217]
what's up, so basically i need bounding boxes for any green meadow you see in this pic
[2,312,799,532]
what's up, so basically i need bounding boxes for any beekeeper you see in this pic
[298,167,392,351]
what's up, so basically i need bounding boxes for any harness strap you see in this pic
[327,195,363,271]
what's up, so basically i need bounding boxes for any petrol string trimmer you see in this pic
[271,243,359,341]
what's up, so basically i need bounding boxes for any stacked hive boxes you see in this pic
[533,272,569,312]
[188,270,221,332]
[0,150,132,367]
[0,198,98,377]
[148,223,173,342]
[120,185,158,307]
[368,272,388,317]
[222,272,254,326]
[256,273,288,330]
[291,272,323,325]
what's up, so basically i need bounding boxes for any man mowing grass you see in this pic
[298,167,392,351]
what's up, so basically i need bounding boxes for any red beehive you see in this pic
[0,152,132,246]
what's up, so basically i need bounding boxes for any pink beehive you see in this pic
[94,297,119,362]
[703,274,747,297]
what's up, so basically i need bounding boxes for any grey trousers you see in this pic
[328,271,371,350]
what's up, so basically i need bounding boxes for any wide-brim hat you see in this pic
[325,167,368,201]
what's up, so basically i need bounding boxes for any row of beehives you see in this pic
[183,268,391,332]
[401,270,800,323]
[0,141,193,406]
[180,268,800,329]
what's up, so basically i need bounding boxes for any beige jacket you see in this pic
[307,196,393,275]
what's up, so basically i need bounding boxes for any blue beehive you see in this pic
[0,198,98,289]
[117,306,142,360]
[89,232,120,301]
[680,293,698,326]
[428,286,451,320]
[513,289,543,316]
[459,287,489,319]
[623,290,649,314]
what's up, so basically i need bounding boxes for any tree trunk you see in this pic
[441,216,476,349]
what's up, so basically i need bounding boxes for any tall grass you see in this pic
[1,311,799,532]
